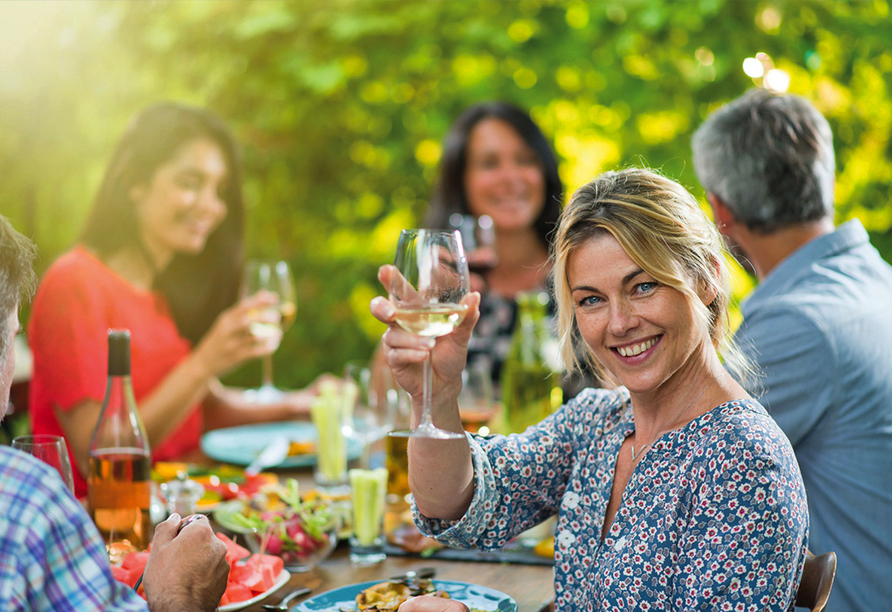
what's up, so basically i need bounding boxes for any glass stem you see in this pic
[261,353,275,389]
[419,352,435,429]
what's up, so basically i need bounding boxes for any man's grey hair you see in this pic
[692,89,836,233]
[0,215,37,357]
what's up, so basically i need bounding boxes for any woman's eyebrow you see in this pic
[570,268,645,293]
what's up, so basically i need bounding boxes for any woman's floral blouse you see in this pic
[414,388,808,611]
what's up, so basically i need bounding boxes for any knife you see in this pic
[245,436,290,476]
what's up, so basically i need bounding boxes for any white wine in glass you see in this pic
[241,259,297,403]
[389,229,470,440]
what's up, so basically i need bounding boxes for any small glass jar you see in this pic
[160,472,204,516]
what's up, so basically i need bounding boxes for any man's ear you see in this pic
[707,193,735,233]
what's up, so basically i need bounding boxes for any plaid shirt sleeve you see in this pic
[0,447,149,612]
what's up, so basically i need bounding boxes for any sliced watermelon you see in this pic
[216,532,251,565]
[220,582,253,605]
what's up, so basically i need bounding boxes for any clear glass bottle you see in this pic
[88,329,152,564]
[500,291,563,434]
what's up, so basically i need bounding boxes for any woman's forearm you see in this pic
[408,401,475,520]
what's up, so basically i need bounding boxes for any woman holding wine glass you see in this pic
[371,169,807,610]
[27,102,327,498]
[424,101,563,388]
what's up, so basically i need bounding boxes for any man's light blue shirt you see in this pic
[736,219,892,612]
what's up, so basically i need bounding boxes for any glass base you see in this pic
[388,425,465,440]
[313,478,350,497]
[242,384,284,404]
[350,536,386,565]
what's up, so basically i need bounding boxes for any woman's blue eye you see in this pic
[579,295,601,306]
[637,282,658,293]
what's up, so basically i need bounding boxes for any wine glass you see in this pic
[449,213,498,277]
[241,259,297,403]
[342,361,399,467]
[11,434,76,494]
[389,229,470,440]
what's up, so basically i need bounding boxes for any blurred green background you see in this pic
[1,0,890,390]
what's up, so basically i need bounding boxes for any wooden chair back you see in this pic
[795,550,837,612]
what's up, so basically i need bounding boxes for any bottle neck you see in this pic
[90,373,150,455]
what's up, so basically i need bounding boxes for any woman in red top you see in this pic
[29,103,321,497]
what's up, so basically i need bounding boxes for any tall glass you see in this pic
[241,259,297,403]
[12,434,75,494]
[342,361,398,468]
[388,229,470,440]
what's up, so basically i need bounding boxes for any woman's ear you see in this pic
[698,258,721,307]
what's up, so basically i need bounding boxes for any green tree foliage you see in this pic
[0,0,889,387]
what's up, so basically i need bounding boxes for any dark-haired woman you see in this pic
[28,102,321,497]
[425,102,563,386]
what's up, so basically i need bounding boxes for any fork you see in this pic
[261,586,312,611]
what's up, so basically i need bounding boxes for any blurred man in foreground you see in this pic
[0,213,229,611]
[693,89,892,612]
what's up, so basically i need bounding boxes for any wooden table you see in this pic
[238,546,555,611]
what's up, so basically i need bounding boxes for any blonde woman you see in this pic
[370,168,807,610]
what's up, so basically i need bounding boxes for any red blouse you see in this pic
[28,246,202,498]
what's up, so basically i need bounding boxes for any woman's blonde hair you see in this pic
[551,168,751,384]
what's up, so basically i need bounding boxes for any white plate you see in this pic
[217,568,290,611]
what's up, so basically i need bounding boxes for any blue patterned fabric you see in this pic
[0,446,148,611]
[414,388,808,611]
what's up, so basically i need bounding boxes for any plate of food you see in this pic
[292,579,517,612]
[200,421,363,468]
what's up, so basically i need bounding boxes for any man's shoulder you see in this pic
[745,245,892,330]
[0,446,62,501]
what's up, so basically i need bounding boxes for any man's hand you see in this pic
[142,513,230,612]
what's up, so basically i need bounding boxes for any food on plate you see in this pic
[386,522,443,555]
[228,479,337,568]
[217,533,284,606]
[109,532,283,606]
[356,579,450,611]
[385,507,443,555]
[288,439,315,456]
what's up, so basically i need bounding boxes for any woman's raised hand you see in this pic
[192,291,282,378]
[369,264,480,409]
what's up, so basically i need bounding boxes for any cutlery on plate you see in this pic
[261,586,312,610]
[245,436,291,476]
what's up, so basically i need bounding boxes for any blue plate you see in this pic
[293,579,517,611]
[200,421,363,468]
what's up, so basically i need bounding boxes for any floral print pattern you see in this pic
[414,388,808,611]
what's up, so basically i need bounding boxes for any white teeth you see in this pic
[617,338,656,357]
